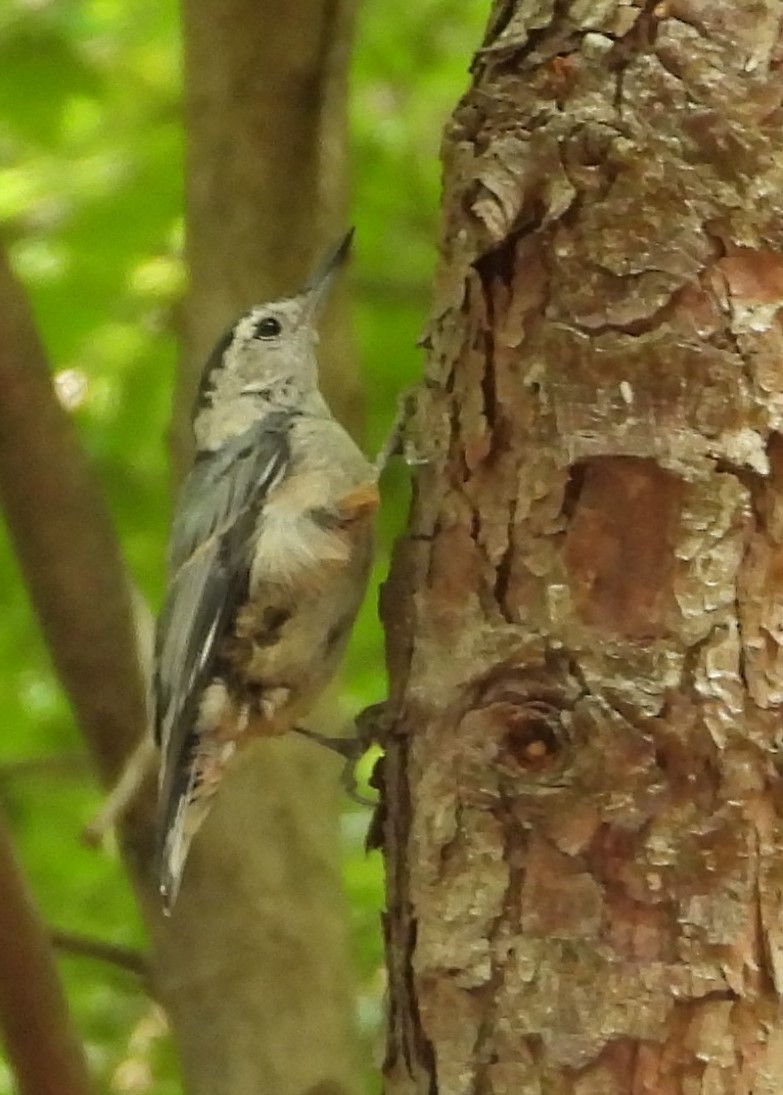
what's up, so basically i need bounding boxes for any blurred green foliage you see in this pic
[0,0,485,1090]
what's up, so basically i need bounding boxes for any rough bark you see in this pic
[155,3,362,1095]
[381,3,783,1093]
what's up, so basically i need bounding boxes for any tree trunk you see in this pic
[155,3,362,1095]
[174,0,360,466]
[380,3,783,1092]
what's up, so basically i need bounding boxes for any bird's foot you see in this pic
[292,703,388,807]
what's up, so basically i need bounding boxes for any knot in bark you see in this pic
[463,667,580,787]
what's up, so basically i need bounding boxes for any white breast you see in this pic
[249,483,350,589]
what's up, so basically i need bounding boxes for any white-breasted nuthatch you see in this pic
[153,231,378,909]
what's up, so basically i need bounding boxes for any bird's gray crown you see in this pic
[192,230,353,450]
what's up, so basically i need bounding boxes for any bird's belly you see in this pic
[249,500,352,588]
[221,550,368,734]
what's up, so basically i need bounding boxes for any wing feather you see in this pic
[153,413,292,842]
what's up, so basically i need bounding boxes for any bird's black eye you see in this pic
[254,316,282,340]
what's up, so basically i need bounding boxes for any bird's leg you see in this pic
[291,726,372,806]
[292,702,389,807]
[373,416,403,476]
[374,386,432,475]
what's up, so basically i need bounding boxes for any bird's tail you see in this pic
[157,738,236,913]
[158,791,211,913]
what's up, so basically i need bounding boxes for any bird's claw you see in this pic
[293,704,388,807]
[374,386,432,474]
[291,726,374,805]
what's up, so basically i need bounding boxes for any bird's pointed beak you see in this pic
[301,228,354,318]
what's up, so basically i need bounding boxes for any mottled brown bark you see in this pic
[381,3,783,1093]
[157,3,362,1095]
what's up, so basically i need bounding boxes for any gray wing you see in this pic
[153,413,292,828]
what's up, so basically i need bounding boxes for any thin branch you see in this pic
[0,753,89,781]
[50,929,150,982]
[82,588,158,844]
[0,809,93,1095]
[83,733,157,846]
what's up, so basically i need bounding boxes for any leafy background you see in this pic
[0,0,485,1090]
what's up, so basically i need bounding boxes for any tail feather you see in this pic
[158,792,211,913]
[157,738,237,913]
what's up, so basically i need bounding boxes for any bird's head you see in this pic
[194,229,353,427]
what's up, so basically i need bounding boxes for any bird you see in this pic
[152,230,378,910]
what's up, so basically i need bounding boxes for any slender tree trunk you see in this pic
[381,3,783,1092]
[0,808,93,1095]
[155,3,362,1094]
[174,0,360,464]
[0,2,363,1091]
